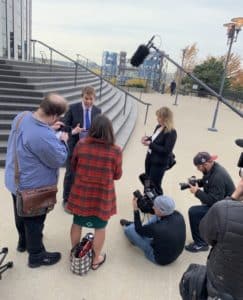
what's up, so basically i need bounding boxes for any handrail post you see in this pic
[99,78,103,101]
[123,93,128,115]
[33,41,36,63]
[50,49,53,71]
[74,62,78,86]
[144,104,150,125]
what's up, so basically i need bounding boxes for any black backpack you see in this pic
[179,263,208,300]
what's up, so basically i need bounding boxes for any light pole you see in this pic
[173,48,187,105]
[208,17,243,131]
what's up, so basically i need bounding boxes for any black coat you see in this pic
[64,102,101,153]
[200,200,243,299]
[147,125,177,167]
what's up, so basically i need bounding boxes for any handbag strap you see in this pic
[14,112,29,186]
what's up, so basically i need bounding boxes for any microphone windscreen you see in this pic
[235,139,243,148]
[130,45,150,67]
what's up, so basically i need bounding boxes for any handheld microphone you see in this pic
[130,36,155,67]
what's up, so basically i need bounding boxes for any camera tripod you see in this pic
[0,248,13,279]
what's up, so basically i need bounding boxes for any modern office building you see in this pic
[0,0,32,60]
[101,51,118,78]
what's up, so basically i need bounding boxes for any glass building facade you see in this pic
[0,0,31,60]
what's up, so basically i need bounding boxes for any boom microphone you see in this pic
[130,45,150,67]
[130,36,155,67]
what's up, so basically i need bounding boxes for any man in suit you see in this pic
[63,86,101,208]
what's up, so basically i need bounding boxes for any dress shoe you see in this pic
[17,238,26,252]
[120,219,133,227]
[28,251,61,268]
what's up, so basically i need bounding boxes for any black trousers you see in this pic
[145,155,166,195]
[63,155,74,203]
[12,194,46,255]
[188,205,209,246]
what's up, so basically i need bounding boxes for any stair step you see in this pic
[0,58,139,166]
[0,77,100,90]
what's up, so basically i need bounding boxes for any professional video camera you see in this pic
[179,176,203,191]
[133,173,161,214]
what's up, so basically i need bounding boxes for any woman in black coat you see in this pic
[141,107,177,194]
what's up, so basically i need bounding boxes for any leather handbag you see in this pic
[14,112,58,217]
[16,185,57,217]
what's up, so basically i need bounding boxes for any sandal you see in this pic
[91,253,106,271]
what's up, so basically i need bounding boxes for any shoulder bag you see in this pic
[14,113,57,217]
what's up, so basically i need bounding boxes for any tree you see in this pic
[221,53,241,79]
[175,43,198,83]
[182,56,230,94]
[183,43,198,73]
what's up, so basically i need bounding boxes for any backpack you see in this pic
[179,263,208,300]
[70,233,94,276]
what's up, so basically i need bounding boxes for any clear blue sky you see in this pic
[32,0,243,69]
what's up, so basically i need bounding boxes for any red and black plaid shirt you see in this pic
[67,137,122,221]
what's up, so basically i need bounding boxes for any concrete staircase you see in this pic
[0,59,138,167]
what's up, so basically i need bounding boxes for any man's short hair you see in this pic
[39,93,68,116]
[81,86,96,98]
[193,152,218,166]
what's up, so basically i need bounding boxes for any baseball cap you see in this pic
[235,139,243,148]
[193,152,218,166]
[153,195,175,216]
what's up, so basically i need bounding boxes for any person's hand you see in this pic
[71,123,83,135]
[189,183,199,195]
[60,132,69,144]
[141,136,151,146]
[132,197,138,210]
[51,121,65,131]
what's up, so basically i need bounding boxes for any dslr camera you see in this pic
[179,176,202,191]
[133,174,160,214]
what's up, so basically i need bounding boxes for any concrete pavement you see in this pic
[0,92,242,300]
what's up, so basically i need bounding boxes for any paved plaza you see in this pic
[0,92,242,300]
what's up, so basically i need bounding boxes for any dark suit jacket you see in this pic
[64,102,101,154]
[147,125,177,167]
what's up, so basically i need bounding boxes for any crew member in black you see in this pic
[185,151,235,253]
[120,195,186,265]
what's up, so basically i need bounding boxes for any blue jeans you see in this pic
[123,215,158,264]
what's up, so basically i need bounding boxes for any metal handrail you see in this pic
[31,39,151,124]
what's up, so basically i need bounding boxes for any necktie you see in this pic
[85,109,91,130]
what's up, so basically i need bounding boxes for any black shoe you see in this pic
[120,219,133,227]
[17,238,26,252]
[28,251,61,268]
[185,242,209,253]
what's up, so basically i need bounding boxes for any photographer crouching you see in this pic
[184,151,235,253]
[120,195,186,265]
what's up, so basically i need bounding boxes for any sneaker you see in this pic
[28,251,61,268]
[185,242,209,253]
[120,219,133,227]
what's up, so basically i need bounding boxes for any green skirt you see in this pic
[73,215,108,229]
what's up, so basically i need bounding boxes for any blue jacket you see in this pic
[5,112,68,194]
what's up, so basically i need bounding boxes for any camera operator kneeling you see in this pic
[120,195,186,265]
